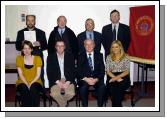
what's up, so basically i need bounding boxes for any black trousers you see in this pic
[79,81,106,107]
[16,83,43,107]
[107,73,130,107]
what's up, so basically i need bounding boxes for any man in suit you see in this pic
[77,18,102,54]
[102,9,131,57]
[77,39,106,107]
[47,39,75,107]
[48,15,78,60]
[16,15,47,83]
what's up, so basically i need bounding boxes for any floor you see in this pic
[5,82,155,107]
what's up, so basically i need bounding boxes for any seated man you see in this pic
[77,39,106,107]
[47,39,75,107]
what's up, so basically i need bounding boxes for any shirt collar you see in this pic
[86,31,93,34]
[58,27,65,32]
[86,51,94,57]
[112,22,119,29]
[57,52,64,59]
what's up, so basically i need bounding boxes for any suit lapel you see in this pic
[83,52,92,72]
[84,31,87,40]
[117,23,122,40]
[64,52,67,77]
[55,53,61,78]
[93,31,97,43]
[93,52,97,71]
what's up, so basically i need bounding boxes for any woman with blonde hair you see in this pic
[105,40,130,107]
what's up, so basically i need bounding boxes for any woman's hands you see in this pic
[109,76,123,83]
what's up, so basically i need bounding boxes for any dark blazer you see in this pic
[15,27,47,56]
[102,23,131,57]
[77,31,102,54]
[48,26,78,59]
[77,51,105,85]
[47,51,75,88]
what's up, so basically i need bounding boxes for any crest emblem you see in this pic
[135,16,154,36]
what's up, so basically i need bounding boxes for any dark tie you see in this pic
[89,33,92,39]
[88,54,93,71]
[60,30,63,37]
[112,25,116,40]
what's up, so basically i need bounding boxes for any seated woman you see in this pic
[16,40,43,107]
[105,40,130,107]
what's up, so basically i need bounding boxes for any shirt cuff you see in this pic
[55,80,59,84]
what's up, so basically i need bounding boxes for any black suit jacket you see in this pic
[15,27,47,56]
[77,51,105,85]
[47,51,75,88]
[102,23,130,57]
[48,26,78,59]
[77,31,102,54]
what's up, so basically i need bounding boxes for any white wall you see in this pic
[27,5,132,39]
[5,5,28,41]
[5,5,132,41]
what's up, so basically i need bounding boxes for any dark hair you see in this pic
[55,38,66,46]
[26,15,36,21]
[110,9,120,17]
[21,40,33,55]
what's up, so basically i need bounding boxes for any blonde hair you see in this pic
[110,40,125,61]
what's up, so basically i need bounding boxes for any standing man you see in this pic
[77,39,106,107]
[102,9,131,57]
[77,18,102,54]
[47,39,75,107]
[16,15,47,83]
[48,15,78,60]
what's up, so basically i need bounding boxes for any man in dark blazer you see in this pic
[47,39,75,106]
[15,15,47,83]
[48,15,78,60]
[102,9,131,57]
[77,39,106,107]
[16,15,47,55]
[77,18,102,54]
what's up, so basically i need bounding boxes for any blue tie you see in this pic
[112,25,116,40]
[88,54,93,71]
[89,33,92,39]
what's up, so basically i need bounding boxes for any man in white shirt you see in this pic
[47,39,75,107]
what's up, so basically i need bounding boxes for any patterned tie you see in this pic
[88,54,93,71]
[112,25,116,40]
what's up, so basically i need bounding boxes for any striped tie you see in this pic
[88,54,93,71]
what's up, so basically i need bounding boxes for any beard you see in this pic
[27,23,35,29]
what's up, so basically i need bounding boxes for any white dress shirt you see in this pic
[112,23,119,40]
[57,53,65,80]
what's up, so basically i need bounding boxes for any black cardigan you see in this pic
[47,51,76,88]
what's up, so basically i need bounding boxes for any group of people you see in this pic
[15,9,131,107]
